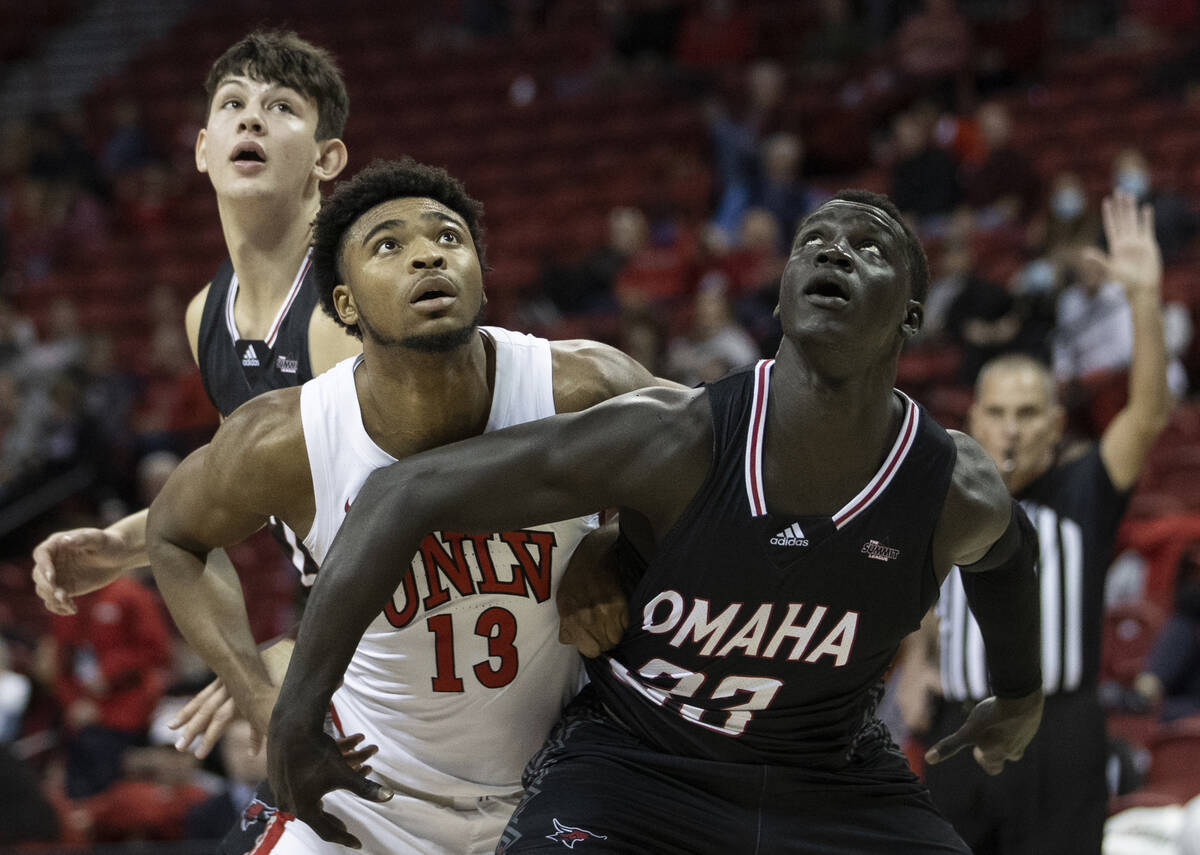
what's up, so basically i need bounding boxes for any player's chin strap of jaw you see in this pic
[958,500,1043,699]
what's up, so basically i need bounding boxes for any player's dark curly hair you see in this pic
[311,158,488,339]
[799,189,930,303]
[204,30,349,141]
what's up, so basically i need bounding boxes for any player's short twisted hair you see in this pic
[799,189,930,303]
[204,30,348,141]
[311,158,488,339]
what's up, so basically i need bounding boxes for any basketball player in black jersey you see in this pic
[29,30,360,854]
[269,190,1046,852]
[31,26,356,690]
[901,192,1171,855]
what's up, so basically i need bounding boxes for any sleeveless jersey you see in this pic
[197,251,321,583]
[300,327,596,797]
[587,359,957,767]
[937,447,1129,701]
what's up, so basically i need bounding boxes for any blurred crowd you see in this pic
[3,0,1200,847]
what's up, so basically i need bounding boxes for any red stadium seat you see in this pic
[1144,716,1200,803]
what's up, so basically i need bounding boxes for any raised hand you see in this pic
[1082,190,1162,298]
[924,688,1044,775]
[32,527,141,615]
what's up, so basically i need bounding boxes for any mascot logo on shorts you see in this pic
[240,798,276,831]
[547,817,608,848]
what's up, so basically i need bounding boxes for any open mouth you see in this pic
[803,276,850,303]
[410,275,458,307]
[231,142,266,163]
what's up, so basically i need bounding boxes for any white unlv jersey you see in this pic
[299,327,595,798]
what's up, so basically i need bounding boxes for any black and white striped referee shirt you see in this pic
[936,447,1129,702]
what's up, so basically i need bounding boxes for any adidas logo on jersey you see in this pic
[770,522,808,547]
[242,344,260,367]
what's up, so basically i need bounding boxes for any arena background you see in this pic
[2,1,1200,852]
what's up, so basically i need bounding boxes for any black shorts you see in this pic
[497,687,968,855]
[216,779,278,855]
[924,689,1107,855]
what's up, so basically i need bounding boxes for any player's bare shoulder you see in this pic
[549,338,668,412]
[184,284,211,365]
[933,431,1013,574]
[208,387,309,506]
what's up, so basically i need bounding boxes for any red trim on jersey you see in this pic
[249,811,294,854]
[832,393,919,528]
[744,360,773,517]
[265,253,312,348]
[223,249,312,348]
[328,700,346,738]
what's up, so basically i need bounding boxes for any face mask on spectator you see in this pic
[1018,258,1057,294]
[1114,169,1150,199]
[1051,187,1085,220]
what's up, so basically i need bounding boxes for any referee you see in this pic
[908,191,1172,855]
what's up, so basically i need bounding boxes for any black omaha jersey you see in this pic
[196,251,322,583]
[587,359,958,767]
[197,252,318,415]
[937,447,1129,701]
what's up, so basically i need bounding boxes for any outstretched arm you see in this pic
[926,433,1043,775]
[1088,191,1171,490]
[146,390,312,742]
[268,385,710,846]
[32,510,151,615]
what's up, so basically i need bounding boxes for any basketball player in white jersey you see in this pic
[30,31,360,623]
[145,159,666,853]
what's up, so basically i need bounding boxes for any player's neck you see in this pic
[218,192,318,311]
[768,341,900,463]
[355,331,495,457]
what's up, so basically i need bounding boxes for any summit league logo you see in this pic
[770,522,808,547]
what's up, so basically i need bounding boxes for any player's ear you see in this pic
[900,300,923,339]
[314,138,348,183]
[195,128,208,174]
[333,283,357,326]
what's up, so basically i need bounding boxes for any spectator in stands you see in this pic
[35,571,171,798]
[0,635,59,845]
[617,307,668,376]
[714,132,821,244]
[1133,543,1200,722]
[1027,171,1100,263]
[538,206,647,317]
[665,280,759,385]
[703,59,787,202]
[935,238,1023,384]
[890,101,962,223]
[0,297,37,369]
[1112,147,1198,263]
[893,0,973,109]
[963,100,1041,224]
[1052,237,1189,418]
[99,98,153,179]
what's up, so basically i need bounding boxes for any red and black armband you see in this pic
[959,500,1042,698]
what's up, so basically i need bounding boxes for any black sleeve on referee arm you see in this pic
[959,500,1042,698]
